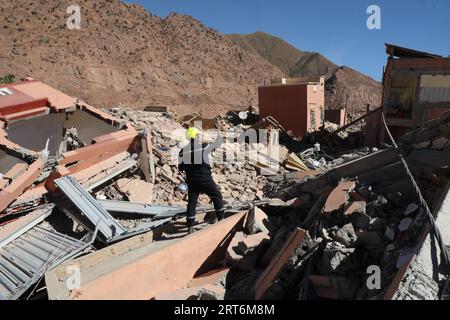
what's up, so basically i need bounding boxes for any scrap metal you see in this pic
[0,225,93,300]
[55,176,172,243]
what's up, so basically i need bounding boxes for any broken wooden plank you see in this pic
[255,228,306,300]
[285,153,309,172]
[139,128,156,184]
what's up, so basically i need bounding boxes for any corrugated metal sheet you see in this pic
[0,204,54,249]
[55,176,173,243]
[419,87,450,103]
[0,225,91,300]
[98,199,185,217]
[55,176,128,241]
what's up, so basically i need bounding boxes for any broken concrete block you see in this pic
[332,223,357,247]
[320,228,333,242]
[412,140,430,150]
[228,173,245,184]
[245,207,270,235]
[116,178,154,204]
[237,232,270,255]
[155,284,225,301]
[374,195,388,206]
[324,180,356,213]
[384,226,396,241]
[404,203,419,216]
[321,242,355,273]
[344,201,370,229]
[398,218,413,232]
[193,284,225,300]
[431,137,449,150]
[212,173,226,183]
[231,190,240,198]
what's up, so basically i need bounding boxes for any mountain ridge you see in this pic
[0,0,283,117]
[226,32,382,111]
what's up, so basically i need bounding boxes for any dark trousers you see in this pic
[187,179,224,226]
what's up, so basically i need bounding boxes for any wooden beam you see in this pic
[255,228,306,300]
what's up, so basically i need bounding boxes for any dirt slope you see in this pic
[0,0,282,117]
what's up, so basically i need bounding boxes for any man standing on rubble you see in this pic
[178,127,225,234]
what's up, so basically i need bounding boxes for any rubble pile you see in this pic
[107,108,277,207]
[192,173,426,300]
[401,111,450,210]
[0,101,282,300]
[0,80,448,301]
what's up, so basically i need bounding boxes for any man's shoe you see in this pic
[204,212,217,224]
[188,226,195,234]
[206,217,218,224]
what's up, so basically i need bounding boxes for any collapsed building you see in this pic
[380,43,450,141]
[1,43,450,301]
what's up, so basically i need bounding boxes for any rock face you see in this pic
[227,32,337,78]
[0,0,282,117]
[325,66,382,112]
[227,32,382,112]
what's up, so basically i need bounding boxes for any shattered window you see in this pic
[386,75,417,119]
[419,75,450,103]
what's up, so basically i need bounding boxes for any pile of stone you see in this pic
[106,108,272,208]
[401,111,450,211]
[208,173,427,300]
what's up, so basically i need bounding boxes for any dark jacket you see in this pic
[178,135,222,183]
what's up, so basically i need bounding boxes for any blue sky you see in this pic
[127,0,450,81]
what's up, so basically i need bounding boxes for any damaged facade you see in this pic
[381,44,450,141]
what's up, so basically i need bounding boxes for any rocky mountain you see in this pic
[227,32,338,78]
[0,0,282,117]
[325,66,383,112]
[227,32,382,111]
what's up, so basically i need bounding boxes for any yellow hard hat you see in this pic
[186,127,200,140]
